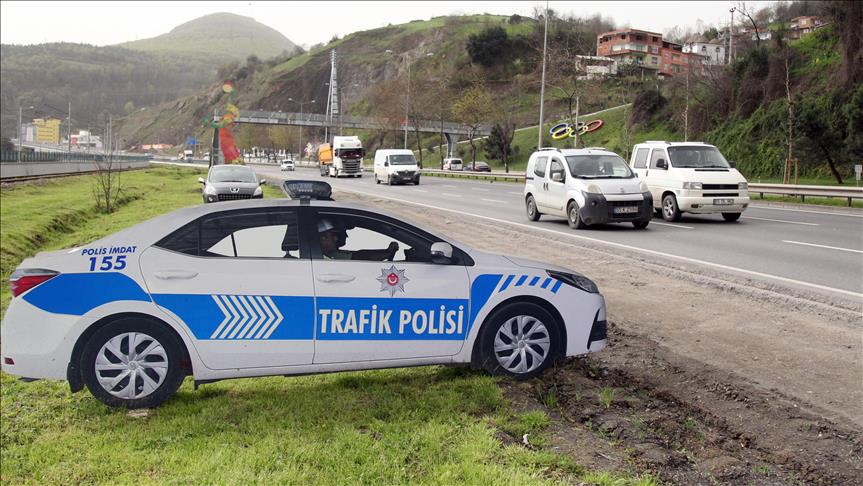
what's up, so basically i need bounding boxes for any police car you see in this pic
[1,181,608,409]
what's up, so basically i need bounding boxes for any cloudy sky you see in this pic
[1,1,772,48]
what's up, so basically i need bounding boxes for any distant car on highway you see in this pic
[1,180,608,408]
[198,164,265,203]
[465,161,491,172]
[374,149,420,185]
[443,157,463,171]
[280,159,295,171]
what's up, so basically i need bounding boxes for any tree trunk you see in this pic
[817,140,844,184]
[414,126,423,168]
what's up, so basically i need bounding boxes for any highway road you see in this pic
[254,166,863,301]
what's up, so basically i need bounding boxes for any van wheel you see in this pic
[80,318,185,409]
[414,177,420,185]
[477,302,561,380]
[375,176,380,184]
[525,195,541,221]
[722,212,741,222]
[662,194,681,222]
[632,220,649,229]
[387,175,393,186]
[567,201,587,229]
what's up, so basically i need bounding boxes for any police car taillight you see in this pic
[10,269,58,297]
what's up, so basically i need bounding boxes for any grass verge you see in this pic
[1,167,651,484]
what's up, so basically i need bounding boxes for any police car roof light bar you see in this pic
[282,180,333,204]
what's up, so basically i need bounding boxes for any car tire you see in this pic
[722,212,742,222]
[376,175,380,184]
[80,318,186,409]
[662,194,682,222]
[477,302,561,380]
[387,175,393,186]
[414,177,420,185]
[567,200,587,229]
[632,220,650,229]
[525,195,541,221]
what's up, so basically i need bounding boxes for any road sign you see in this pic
[855,164,861,187]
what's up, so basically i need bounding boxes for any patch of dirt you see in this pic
[335,190,863,484]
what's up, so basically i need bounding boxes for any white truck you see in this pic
[319,136,365,177]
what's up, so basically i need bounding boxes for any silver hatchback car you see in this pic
[198,165,266,203]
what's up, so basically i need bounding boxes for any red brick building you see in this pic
[596,29,705,77]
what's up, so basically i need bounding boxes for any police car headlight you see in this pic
[204,185,216,195]
[682,182,702,190]
[253,186,263,196]
[547,270,599,294]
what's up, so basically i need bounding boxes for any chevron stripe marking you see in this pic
[210,295,232,339]
[226,295,249,339]
[234,295,261,340]
[217,295,242,339]
[262,296,283,339]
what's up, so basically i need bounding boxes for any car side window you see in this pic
[200,210,300,258]
[649,149,667,169]
[549,158,565,181]
[633,148,649,168]
[533,156,549,177]
[315,212,441,264]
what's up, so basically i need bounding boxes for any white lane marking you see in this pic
[782,240,863,254]
[751,205,863,218]
[414,189,428,193]
[473,188,490,192]
[340,187,863,300]
[650,221,694,229]
[481,198,507,204]
[441,193,462,198]
[742,216,819,226]
[508,192,523,196]
[440,185,457,188]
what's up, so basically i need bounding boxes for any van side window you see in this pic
[533,157,549,177]
[649,149,667,169]
[633,148,649,168]
[549,159,565,180]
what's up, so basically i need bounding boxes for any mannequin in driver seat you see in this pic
[317,218,398,261]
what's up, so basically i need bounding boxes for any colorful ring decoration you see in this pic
[549,119,604,139]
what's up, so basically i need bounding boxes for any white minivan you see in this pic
[443,157,463,171]
[630,142,749,222]
[374,149,421,185]
[524,148,653,229]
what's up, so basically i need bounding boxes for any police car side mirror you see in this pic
[197,177,205,184]
[430,242,453,264]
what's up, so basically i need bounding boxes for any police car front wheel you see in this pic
[80,318,186,409]
[478,303,561,379]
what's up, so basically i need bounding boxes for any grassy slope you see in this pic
[0,167,654,485]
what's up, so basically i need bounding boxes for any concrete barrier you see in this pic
[1,159,150,180]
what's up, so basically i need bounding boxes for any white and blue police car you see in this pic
[1,181,608,408]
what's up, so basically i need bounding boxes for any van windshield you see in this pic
[667,146,730,168]
[389,154,417,165]
[565,155,634,179]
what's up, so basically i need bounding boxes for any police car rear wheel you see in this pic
[479,303,560,379]
[81,318,185,409]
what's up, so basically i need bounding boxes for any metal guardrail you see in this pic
[749,183,863,206]
[1,150,150,163]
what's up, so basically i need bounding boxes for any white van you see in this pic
[524,148,653,229]
[630,141,749,222]
[443,157,463,171]
[374,149,421,185]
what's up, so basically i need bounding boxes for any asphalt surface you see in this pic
[255,166,863,301]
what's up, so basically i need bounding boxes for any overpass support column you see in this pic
[444,133,460,159]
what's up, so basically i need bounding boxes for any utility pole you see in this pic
[17,105,22,162]
[729,7,736,64]
[67,101,72,153]
[685,43,691,141]
[405,55,410,149]
[537,0,549,150]
[573,96,580,148]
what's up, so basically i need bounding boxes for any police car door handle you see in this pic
[153,270,199,280]
[316,273,356,283]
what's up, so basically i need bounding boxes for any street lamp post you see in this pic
[17,104,35,162]
[386,50,434,150]
[288,97,315,161]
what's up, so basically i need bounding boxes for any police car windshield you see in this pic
[565,155,634,178]
[667,146,730,168]
[209,166,257,183]
[389,154,417,165]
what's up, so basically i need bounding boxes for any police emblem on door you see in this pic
[377,265,409,296]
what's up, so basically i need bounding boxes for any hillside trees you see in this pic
[452,84,493,164]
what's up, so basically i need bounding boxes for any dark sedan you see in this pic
[465,161,492,172]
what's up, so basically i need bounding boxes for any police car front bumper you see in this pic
[579,192,653,225]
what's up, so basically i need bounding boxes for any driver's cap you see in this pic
[317,218,336,233]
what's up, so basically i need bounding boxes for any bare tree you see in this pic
[93,114,122,213]
[736,2,763,47]
[452,84,493,164]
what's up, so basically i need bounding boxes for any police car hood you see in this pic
[468,251,571,274]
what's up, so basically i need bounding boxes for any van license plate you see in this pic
[713,199,733,205]
[614,206,639,214]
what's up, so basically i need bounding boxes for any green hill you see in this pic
[119,13,299,61]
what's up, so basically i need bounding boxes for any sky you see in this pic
[1,1,774,48]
